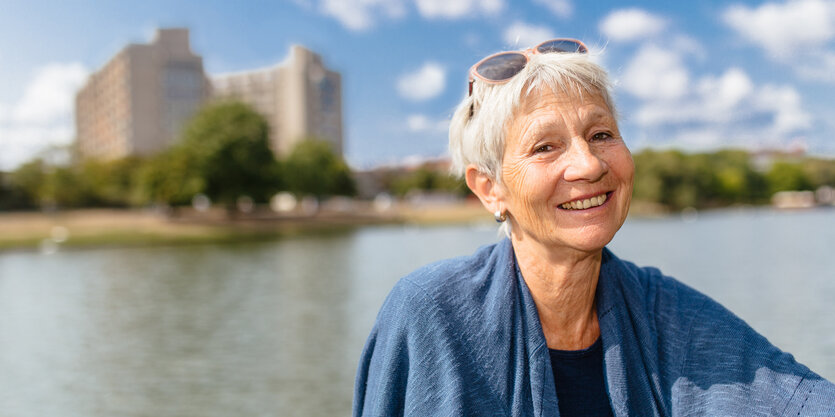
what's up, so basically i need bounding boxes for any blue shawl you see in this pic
[353,239,835,416]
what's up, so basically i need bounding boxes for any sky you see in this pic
[1,0,834,171]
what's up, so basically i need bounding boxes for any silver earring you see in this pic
[494,210,507,223]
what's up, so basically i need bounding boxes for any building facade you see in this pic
[76,28,209,160]
[211,46,343,157]
[76,29,343,161]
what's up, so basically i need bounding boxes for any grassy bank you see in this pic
[0,203,493,251]
[0,199,694,251]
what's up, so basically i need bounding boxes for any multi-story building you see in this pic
[76,29,344,161]
[211,46,343,157]
[76,28,209,160]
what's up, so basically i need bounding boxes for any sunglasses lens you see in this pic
[536,40,587,54]
[475,52,528,82]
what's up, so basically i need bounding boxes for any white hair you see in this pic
[448,50,616,236]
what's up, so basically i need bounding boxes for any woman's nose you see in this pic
[562,139,607,182]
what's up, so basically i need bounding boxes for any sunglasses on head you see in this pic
[468,38,588,96]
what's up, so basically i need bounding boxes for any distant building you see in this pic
[212,46,343,157]
[76,29,343,161]
[76,28,209,160]
[353,156,453,199]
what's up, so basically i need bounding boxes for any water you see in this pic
[0,208,833,416]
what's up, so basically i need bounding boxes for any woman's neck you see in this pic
[512,235,602,350]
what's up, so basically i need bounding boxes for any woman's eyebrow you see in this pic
[521,120,564,141]
[584,107,618,124]
[527,111,612,135]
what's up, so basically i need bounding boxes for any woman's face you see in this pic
[497,87,633,254]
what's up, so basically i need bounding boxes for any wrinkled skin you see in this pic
[469,87,634,259]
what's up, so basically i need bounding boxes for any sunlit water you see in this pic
[0,208,833,416]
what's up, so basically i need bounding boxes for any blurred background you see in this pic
[0,0,834,415]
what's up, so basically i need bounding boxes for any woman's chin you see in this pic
[515,226,617,255]
[558,236,614,254]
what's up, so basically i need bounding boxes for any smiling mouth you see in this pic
[559,192,611,210]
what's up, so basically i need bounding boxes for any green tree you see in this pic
[766,161,813,194]
[0,171,33,210]
[632,148,771,210]
[79,157,144,207]
[6,159,97,209]
[177,101,282,208]
[8,159,48,208]
[390,166,469,197]
[707,150,766,205]
[39,166,90,208]
[135,148,205,206]
[633,149,691,210]
[802,158,835,188]
[282,139,355,198]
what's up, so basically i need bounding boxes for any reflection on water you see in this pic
[0,208,833,416]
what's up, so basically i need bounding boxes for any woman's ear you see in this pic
[465,165,504,213]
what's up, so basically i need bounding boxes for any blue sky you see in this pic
[1,0,834,170]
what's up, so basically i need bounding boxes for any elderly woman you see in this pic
[353,39,834,416]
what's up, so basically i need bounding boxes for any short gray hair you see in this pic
[448,51,616,182]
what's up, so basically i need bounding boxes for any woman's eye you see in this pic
[534,144,553,153]
[591,132,612,141]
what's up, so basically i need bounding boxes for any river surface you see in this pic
[0,207,833,416]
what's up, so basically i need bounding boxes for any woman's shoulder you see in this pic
[376,239,515,328]
[602,250,835,412]
[356,239,525,416]
[608,253,765,336]
[601,248,712,314]
[600,249,745,356]
[603,249,835,413]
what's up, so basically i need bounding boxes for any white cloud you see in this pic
[0,62,88,171]
[414,0,503,19]
[627,64,811,150]
[794,50,835,83]
[533,0,573,18]
[407,114,449,132]
[0,125,75,170]
[311,0,504,29]
[698,68,754,114]
[722,0,835,83]
[14,63,88,124]
[669,35,706,60]
[723,0,835,58]
[634,68,753,126]
[503,21,555,48]
[319,0,406,31]
[753,84,812,133]
[599,8,668,43]
[396,62,446,101]
[598,2,815,153]
[621,44,689,101]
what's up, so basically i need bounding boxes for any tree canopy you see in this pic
[282,139,355,198]
[177,100,282,206]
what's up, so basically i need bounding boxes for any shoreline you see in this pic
[1,201,816,251]
[0,203,494,251]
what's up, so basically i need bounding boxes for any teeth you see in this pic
[560,193,608,210]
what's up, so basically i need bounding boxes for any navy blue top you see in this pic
[549,338,614,417]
